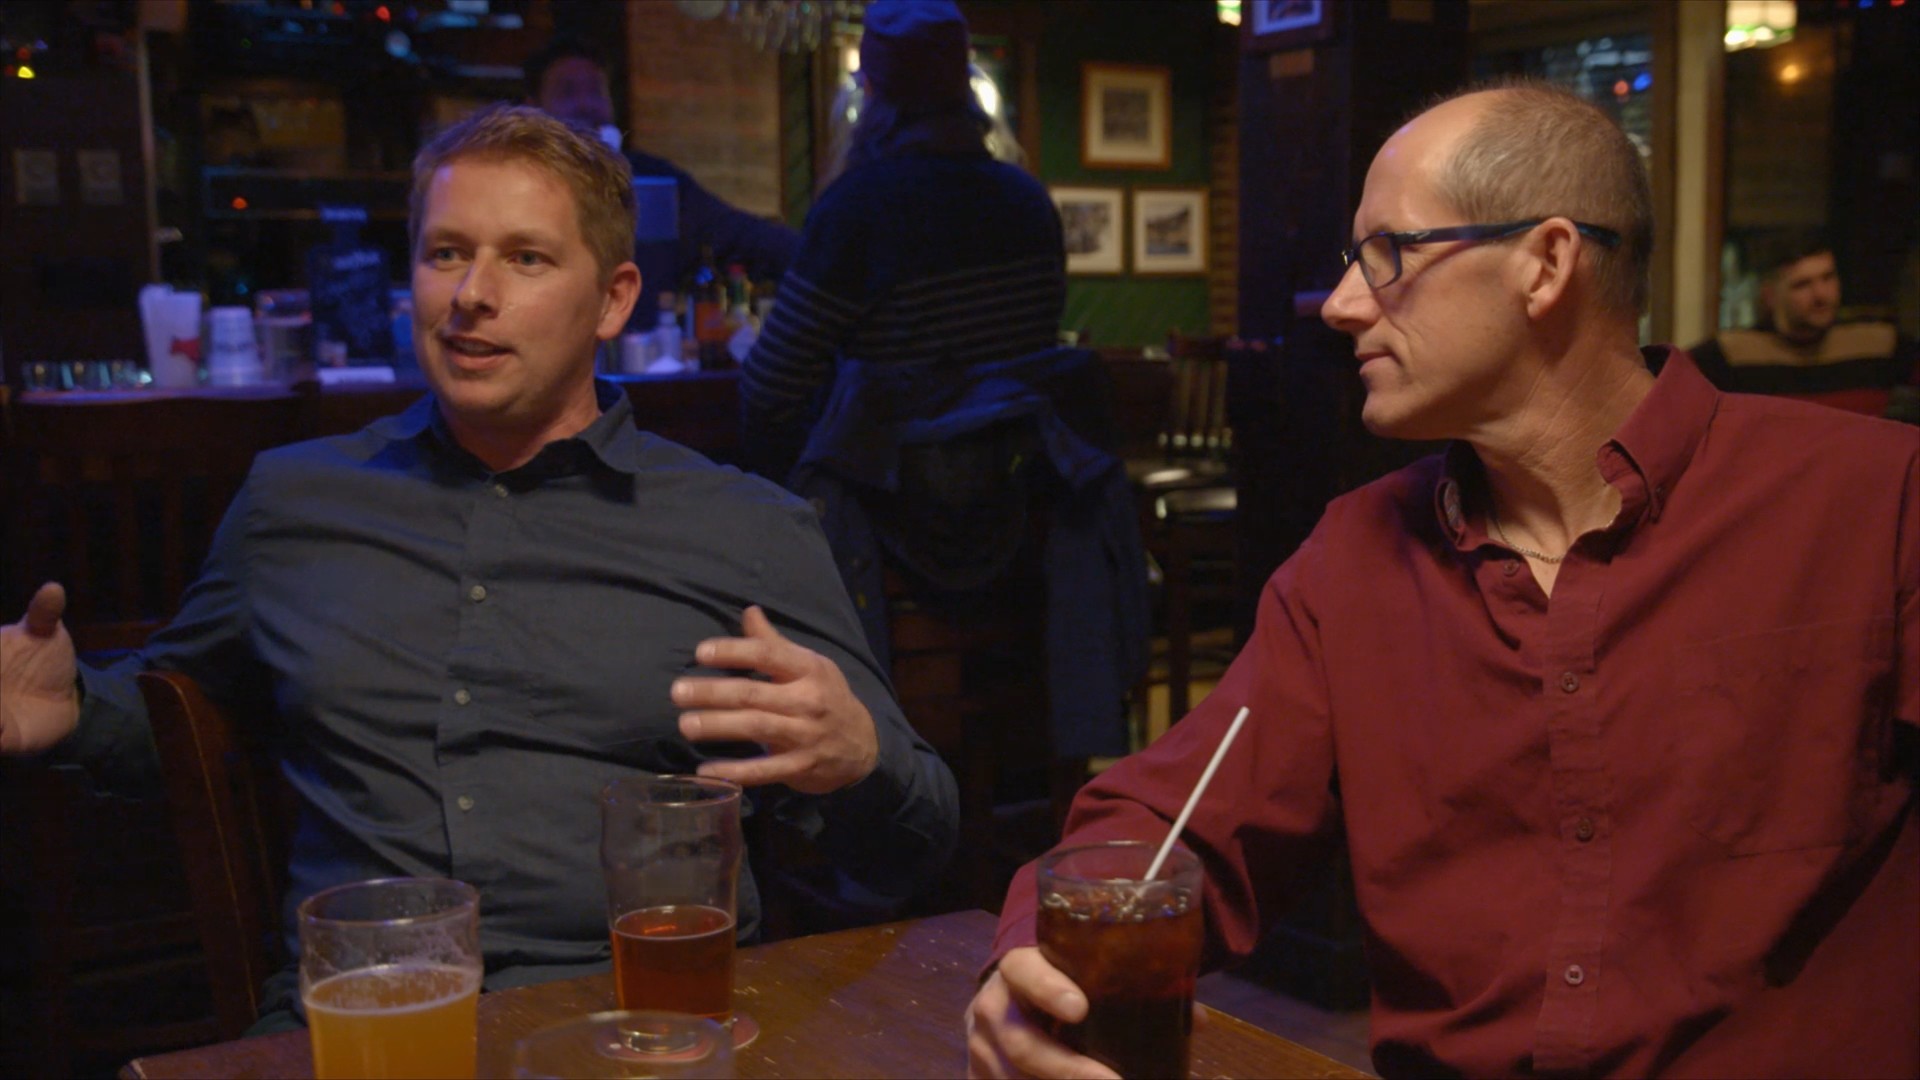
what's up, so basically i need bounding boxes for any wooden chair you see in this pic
[1118,334,1238,725]
[0,391,304,1072]
[4,391,305,651]
[137,669,292,1041]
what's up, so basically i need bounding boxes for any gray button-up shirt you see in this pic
[72,382,957,988]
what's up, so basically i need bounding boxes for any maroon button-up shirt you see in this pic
[994,350,1920,1076]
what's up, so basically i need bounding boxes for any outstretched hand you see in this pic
[0,582,81,754]
[673,605,879,795]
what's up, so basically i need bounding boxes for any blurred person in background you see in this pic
[739,0,1064,482]
[1666,230,1920,422]
[741,0,1143,774]
[526,35,799,328]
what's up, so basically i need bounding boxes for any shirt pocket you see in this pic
[1670,618,1895,856]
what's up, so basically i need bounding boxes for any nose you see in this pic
[453,259,498,315]
[1321,261,1376,336]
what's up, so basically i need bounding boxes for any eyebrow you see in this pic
[417,226,567,250]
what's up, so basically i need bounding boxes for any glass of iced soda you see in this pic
[1037,841,1204,1079]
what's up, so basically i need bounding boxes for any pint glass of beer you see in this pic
[600,775,747,1038]
[1037,841,1205,1080]
[299,877,483,1080]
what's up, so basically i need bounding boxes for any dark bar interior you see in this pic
[1,1,1915,1077]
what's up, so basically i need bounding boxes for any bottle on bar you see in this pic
[691,247,729,369]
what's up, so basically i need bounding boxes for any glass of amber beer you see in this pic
[600,775,755,1046]
[1037,841,1205,1080]
[298,877,483,1080]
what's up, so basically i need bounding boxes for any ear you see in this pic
[1518,218,1580,320]
[596,262,642,342]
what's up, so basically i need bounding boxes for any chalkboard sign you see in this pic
[307,205,394,365]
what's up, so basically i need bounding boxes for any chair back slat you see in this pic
[5,393,304,643]
[139,669,290,1040]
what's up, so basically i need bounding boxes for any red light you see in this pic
[1613,79,1629,97]
[331,2,345,14]
[14,46,28,60]
[231,196,249,211]
[376,4,391,19]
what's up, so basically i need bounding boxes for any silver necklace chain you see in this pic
[1489,506,1567,564]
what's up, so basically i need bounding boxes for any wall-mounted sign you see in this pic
[13,149,59,206]
[77,148,125,206]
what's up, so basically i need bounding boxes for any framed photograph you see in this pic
[1050,185,1126,275]
[1131,188,1208,275]
[1244,0,1340,52]
[1080,63,1171,170]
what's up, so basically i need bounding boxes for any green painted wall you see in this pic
[1035,1,1216,348]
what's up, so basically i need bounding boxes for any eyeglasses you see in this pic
[1341,218,1623,289]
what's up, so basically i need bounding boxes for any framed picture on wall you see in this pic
[1244,0,1339,52]
[1080,63,1171,170]
[1050,185,1126,275]
[1131,187,1208,275]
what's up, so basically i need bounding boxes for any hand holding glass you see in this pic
[1037,842,1205,1080]
[299,877,482,1080]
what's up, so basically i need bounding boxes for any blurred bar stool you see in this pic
[1124,333,1238,724]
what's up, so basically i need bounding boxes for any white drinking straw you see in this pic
[1144,705,1251,881]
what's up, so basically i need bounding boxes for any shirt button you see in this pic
[1564,964,1586,986]
[453,688,472,706]
[456,795,475,812]
[1559,671,1581,694]
[468,584,487,603]
[1574,817,1596,842]
[492,483,509,498]
[1501,559,1519,577]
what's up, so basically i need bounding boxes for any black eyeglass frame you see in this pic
[1341,218,1623,289]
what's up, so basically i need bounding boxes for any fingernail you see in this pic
[695,643,714,663]
[681,713,701,737]
[671,679,688,700]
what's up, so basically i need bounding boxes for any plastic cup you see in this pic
[1037,841,1204,1079]
[298,877,483,1080]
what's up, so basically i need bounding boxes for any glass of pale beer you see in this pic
[299,877,483,1080]
[600,775,756,1047]
[511,1010,734,1079]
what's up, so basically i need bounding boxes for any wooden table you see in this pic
[122,910,1369,1079]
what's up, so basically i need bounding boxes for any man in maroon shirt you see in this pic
[966,81,1919,1078]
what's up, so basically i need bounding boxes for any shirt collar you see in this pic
[369,379,645,477]
[1433,345,1719,550]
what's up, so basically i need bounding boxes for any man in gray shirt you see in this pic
[0,105,956,1014]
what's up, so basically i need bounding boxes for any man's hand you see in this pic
[0,582,82,754]
[966,947,1117,1079]
[673,605,879,795]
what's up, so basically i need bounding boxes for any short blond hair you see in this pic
[408,104,634,280]
[1424,79,1653,316]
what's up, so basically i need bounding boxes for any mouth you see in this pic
[438,333,512,369]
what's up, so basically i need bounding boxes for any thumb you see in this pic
[741,604,783,641]
[23,582,67,638]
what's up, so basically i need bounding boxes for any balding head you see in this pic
[1412,80,1653,317]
